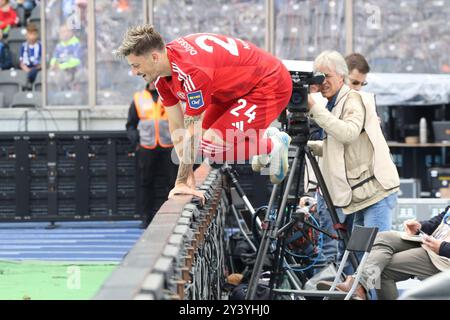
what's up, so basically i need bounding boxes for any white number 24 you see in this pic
[231,99,257,123]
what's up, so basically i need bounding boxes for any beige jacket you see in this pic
[423,223,450,271]
[307,84,400,214]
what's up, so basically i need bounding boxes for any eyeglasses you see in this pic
[350,79,368,86]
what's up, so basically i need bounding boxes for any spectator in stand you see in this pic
[11,0,35,11]
[114,0,129,12]
[10,0,36,26]
[0,30,12,69]
[0,0,17,36]
[19,22,41,86]
[49,23,81,90]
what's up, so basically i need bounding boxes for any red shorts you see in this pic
[202,65,292,137]
[200,65,292,162]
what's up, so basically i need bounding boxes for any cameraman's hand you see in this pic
[307,94,316,111]
[309,84,320,93]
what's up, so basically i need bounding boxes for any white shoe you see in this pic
[268,131,291,184]
[251,127,280,172]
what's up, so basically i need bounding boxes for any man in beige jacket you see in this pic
[318,206,450,299]
[306,50,400,268]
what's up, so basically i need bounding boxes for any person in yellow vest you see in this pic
[126,82,178,228]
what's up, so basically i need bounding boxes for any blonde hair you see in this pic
[314,50,349,84]
[115,24,165,58]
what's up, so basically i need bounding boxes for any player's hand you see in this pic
[168,183,205,205]
[403,219,421,236]
[422,235,442,254]
[187,170,196,189]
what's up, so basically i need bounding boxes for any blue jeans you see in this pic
[316,193,353,267]
[353,192,397,231]
[22,1,36,11]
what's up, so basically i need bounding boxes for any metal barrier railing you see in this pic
[95,164,227,300]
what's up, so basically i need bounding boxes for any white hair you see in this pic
[313,50,349,84]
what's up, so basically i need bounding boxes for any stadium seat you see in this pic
[97,59,122,90]
[0,69,28,108]
[15,6,27,27]
[97,90,123,105]
[5,27,27,69]
[27,5,41,30]
[32,71,42,91]
[49,91,85,106]
[10,91,42,108]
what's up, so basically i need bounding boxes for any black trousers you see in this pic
[137,146,178,224]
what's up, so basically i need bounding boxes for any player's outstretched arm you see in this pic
[166,102,185,161]
[166,104,205,203]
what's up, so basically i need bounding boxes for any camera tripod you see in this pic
[220,163,306,290]
[245,134,359,300]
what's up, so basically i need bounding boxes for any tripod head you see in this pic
[279,60,325,147]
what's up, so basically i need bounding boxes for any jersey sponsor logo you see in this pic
[187,90,204,109]
[176,38,198,55]
[177,92,186,100]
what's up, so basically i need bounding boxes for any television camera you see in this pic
[281,60,325,142]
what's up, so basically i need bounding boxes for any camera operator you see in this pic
[306,50,400,268]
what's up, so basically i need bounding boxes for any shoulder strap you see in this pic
[341,91,366,133]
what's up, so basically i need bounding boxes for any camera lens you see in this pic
[292,92,303,104]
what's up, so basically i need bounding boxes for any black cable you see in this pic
[251,206,267,247]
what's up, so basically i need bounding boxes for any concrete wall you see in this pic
[0,106,129,132]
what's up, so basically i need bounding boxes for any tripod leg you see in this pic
[268,147,305,297]
[230,204,257,252]
[267,183,303,292]
[304,146,359,270]
[222,164,263,229]
[245,183,279,300]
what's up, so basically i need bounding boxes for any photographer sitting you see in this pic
[306,50,399,267]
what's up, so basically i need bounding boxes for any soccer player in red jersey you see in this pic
[116,25,292,201]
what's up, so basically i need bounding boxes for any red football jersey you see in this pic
[155,33,286,116]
